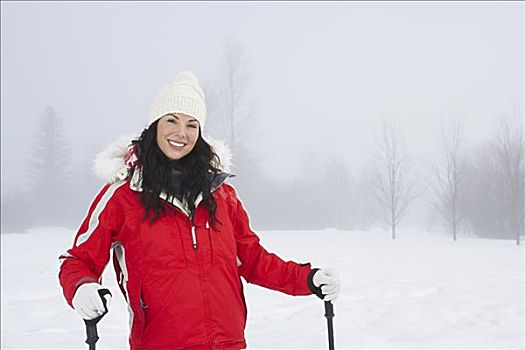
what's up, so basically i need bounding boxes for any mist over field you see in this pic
[2,2,523,239]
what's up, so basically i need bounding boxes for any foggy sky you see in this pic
[1,1,523,192]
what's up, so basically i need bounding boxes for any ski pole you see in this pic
[324,300,335,350]
[84,289,112,350]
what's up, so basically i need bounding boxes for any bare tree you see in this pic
[462,142,511,240]
[372,120,419,239]
[430,117,465,240]
[203,37,272,227]
[204,38,257,160]
[492,110,524,245]
[324,158,352,229]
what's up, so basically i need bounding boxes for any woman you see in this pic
[59,71,340,350]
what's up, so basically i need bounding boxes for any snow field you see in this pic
[1,228,523,349]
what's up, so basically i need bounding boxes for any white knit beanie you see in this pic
[148,71,207,130]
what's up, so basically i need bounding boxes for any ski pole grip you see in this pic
[84,289,112,348]
[324,300,334,319]
[84,288,112,327]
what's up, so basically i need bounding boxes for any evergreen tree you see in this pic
[27,106,73,226]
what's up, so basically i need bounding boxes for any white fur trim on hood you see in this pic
[93,134,234,184]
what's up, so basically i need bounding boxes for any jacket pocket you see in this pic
[210,216,238,265]
[138,216,187,269]
[140,297,148,309]
[129,282,146,347]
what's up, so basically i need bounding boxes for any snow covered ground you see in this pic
[1,227,523,349]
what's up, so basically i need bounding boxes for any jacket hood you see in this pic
[93,134,234,184]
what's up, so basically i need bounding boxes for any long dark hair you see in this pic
[131,120,222,229]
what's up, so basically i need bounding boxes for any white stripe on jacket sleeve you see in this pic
[75,180,126,247]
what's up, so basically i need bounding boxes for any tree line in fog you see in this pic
[2,39,523,245]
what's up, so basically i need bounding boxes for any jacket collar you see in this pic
[158,171,235,217]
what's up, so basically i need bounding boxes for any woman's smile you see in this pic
[168,140,187,148]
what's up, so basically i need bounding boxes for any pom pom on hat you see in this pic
[148,70,207,130]
[175,71,199,85]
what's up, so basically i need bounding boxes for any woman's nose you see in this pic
[173,124,188,137]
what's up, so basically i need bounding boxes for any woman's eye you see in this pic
[188,124,198,129]
[168,119,177,124]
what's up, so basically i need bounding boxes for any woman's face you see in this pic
[156,113,200,160]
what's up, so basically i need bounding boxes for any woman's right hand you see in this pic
[72,282,112,320]
[312,268,341,302]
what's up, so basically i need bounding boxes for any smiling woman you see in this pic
[57,70,341,350]
[156,113,200,160]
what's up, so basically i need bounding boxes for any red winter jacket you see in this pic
[59,176,313,349]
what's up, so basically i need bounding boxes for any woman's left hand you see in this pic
[313,268,341,302]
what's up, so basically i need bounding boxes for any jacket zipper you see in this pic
[191,224,197,249]
[184,181,227,251]
[190,219,210,250]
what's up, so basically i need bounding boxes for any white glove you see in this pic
[313,268,341,302]
[72,282,112,320]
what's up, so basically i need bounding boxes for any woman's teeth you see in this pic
[168,140,185,147]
